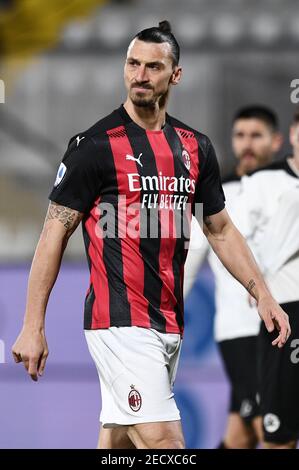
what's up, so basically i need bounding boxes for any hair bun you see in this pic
[158,20,172,33]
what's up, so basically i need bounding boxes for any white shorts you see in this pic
[85,326,182,427]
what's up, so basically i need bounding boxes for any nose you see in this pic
[241,135,253,149]
[135,64,149,83]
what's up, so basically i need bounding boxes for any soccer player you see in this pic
[184,106,283,448]
[235,109,299,449]
[12,21,290,449]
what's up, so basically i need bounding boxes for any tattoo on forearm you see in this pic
[246,279,256,295]
[46,202,82,231]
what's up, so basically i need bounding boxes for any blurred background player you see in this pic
[236,108,299,449]
[184,106,283,448]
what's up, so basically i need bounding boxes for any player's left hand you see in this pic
[257,295,291,348]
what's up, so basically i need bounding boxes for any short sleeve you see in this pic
[49,135,102,213]
[194,138,225,217]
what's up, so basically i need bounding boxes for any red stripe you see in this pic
[85,199,110,328]
[107,126,150,328]
[146,131,179,333]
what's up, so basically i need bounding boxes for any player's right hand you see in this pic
[12,327,49,382]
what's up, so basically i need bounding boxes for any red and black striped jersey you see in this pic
[49,105,225,335]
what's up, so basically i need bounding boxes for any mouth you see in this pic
[132,86,152,92]
[241,153,256,161]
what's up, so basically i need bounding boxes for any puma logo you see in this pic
[76,136,85,147]
[126,153,143,167]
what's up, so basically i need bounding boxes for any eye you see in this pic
[148,64,160,70]
[128,60,138,67]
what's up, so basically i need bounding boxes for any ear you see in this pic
[170,66,182,85]
[272,132,283,153]
[290,124,299,147]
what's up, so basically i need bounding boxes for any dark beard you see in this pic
[130,95,155,108]
[132,99,155,108]
[130,90,168,108]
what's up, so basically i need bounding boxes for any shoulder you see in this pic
[238,159,296,195]
[59,109,121,170]
[67,108,123,151]
[166,114,212,154]
[248,158,293,179]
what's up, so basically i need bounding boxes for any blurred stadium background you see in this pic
[0,0,298,448]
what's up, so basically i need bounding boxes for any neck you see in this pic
[123,98,167,131]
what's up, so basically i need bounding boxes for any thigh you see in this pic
[128,420,185,449]
[258,301,299,444]
[111,329,181,424]
[98,425,135,449]
[218,336,259,422]
[85,327,181,427]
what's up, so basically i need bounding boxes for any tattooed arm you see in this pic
[202,208,291,348]
[46,201,83,232]
[12,202,83,381]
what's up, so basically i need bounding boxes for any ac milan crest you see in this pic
[128,384,142,412]
[182,149,191,170]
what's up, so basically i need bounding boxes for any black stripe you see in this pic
[124,122,166,332]
[82,224,94,329]
[82,221,92,271]
[101,132,131,326]
[164,125,188,330]
[84,284,95,329]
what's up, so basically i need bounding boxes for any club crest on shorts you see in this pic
[263,413,281,433]
[128,384,142,412]
[240,399,253,418]
[182,149,191,170]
